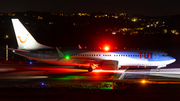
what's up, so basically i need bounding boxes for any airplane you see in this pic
[10,18,176,72]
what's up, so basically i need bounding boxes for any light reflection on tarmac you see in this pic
[0,64,180,86]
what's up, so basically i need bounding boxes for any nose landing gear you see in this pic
[156,68,160,72]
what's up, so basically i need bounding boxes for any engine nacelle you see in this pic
[101,60,119,70]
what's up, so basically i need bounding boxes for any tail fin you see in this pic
[11,18,52,50]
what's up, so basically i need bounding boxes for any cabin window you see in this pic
[162,54,167,57]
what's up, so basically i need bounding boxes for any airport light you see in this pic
[29,61,32,65]
[41,82,45,86]
[141,80,147,84]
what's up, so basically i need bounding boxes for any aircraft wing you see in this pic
[56,47,103,64]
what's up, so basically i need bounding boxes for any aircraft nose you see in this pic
[171,59,176,63]
[169,56,176,63]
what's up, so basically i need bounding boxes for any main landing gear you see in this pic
[88,63,97,72]
[88,67,93,72]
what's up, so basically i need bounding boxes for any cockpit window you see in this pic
[162,54,167,57]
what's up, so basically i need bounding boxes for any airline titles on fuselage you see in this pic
[72,52,155,59]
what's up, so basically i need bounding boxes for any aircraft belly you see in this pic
[149,60,173,66]
[118,58,148,66]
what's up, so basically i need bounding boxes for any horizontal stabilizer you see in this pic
[7,48,30,52]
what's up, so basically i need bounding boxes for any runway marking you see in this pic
[119,72,125,79]
[93,69,126,73]
[0,76,48,79]
[150,68,180,78]
[0,68,15,72]
[119,69,151,79]
[119,69,128,79]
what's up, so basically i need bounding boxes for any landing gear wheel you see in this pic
[88,67,93,72]
[156,68,160,72]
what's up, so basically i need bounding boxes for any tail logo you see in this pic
[17,34,29,43]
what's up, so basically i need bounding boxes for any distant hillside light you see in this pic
[49,22,53,24]
[175,32,179,35]
[112,32,116,35]
[131,18,137,22]
[5,35,9,39]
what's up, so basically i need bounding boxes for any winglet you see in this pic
[56,47,64,61]
[78,44,82,49]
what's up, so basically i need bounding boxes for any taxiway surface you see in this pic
[0,64,180,86]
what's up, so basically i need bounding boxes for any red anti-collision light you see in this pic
[104,46,109,51]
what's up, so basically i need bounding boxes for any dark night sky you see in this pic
[0,0,180,16]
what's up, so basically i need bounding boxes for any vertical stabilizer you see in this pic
[11,18,52,50]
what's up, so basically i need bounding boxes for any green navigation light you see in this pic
[65,55,70,59]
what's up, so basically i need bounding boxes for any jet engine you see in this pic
[101,60,119,70]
